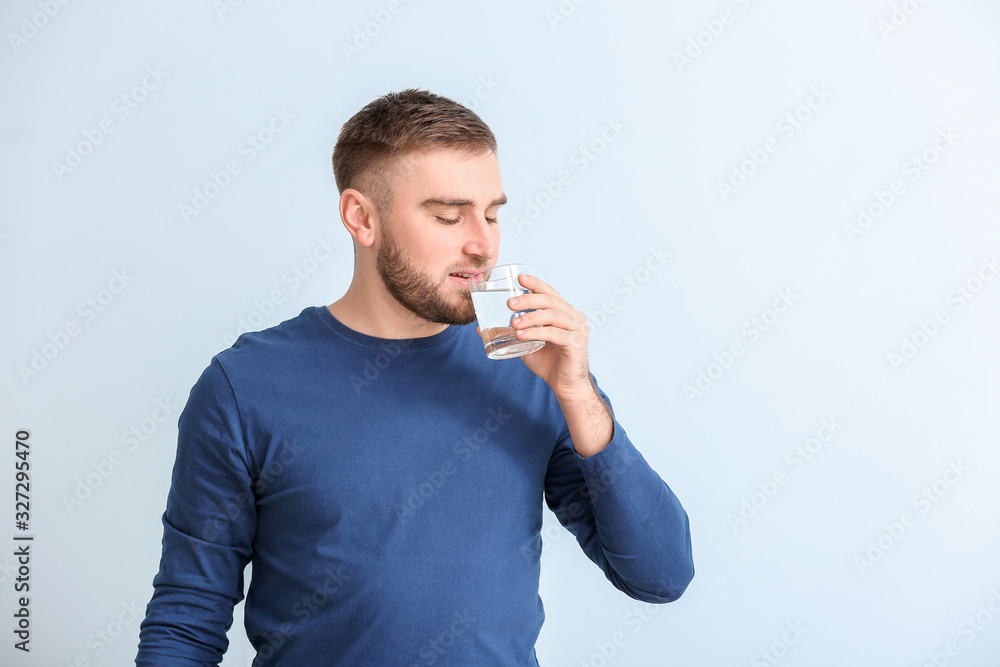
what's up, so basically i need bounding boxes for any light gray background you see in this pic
[2,1,999,665]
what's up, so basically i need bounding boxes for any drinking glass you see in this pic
[468,264,546,360]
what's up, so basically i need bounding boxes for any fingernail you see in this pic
[512,316,521,325]
[509,297,519,306]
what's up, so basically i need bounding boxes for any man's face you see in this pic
[373,148,505,326]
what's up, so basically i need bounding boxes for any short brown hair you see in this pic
[332,89,498,213]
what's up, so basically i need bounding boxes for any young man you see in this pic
[136,89,693,666]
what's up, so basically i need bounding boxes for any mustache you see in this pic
[447,263,491,275]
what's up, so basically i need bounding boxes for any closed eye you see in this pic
[435,215,498,224]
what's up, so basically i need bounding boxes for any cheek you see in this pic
[403,225,447,260]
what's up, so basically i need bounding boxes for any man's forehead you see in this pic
[390,147,504,205]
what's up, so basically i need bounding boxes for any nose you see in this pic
[463,213,498,261]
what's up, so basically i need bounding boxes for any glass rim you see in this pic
[468,263,532,281]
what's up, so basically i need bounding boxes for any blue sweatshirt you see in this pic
[135,305,693,666]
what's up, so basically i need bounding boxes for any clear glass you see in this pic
[468,264,546,360]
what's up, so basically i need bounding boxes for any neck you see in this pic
[327,276,450,340]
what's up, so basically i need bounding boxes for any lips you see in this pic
[449,267,485,277]
[449,268,487,283]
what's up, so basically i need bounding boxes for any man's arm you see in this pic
[136,358,257,666]
[508,273,694,601]
[551,374,613,458]
[543,379,694,603]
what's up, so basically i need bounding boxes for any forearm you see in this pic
[572,426,694,602]
[545,384,695,603]
[554,377,614,458]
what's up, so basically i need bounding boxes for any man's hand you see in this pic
[481,273,613,457]
[500,274,590,397]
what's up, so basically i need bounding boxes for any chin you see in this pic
[443,290,476,325]
[442,305,477,327]
[425,312,475,327]
[410,292,473,327]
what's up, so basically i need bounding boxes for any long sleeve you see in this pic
[543,383,694,603]
[136,358,257,666]
[136,308,692,664]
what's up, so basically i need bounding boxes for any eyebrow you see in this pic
[420,195,508,209]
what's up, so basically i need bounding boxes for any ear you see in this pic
[339,188,378,248]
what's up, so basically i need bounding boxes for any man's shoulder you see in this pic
[215,305,325,367]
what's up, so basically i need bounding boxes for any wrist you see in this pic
[551,375,599,405]
[555,384,613,458]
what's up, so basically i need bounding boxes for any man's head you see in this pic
[332,90,505,327]
[332,89,498,216]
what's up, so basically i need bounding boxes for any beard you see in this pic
[375,220,483,326]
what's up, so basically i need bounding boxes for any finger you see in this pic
[507,291,565,312]
[514,321,589,350]
[511,307,580,332]
[516,273,561,299]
